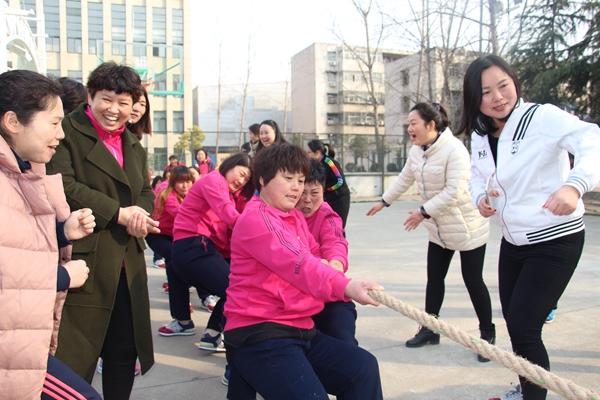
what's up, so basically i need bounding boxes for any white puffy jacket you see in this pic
[383,129,489,251]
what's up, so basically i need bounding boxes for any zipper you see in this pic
[420,154,445,247]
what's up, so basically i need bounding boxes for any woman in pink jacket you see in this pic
[295,158,357,345]
[0,70,99,399]
[158,153,254,350]
[224,143,383,400]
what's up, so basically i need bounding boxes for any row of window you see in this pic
[327,92,385,105]
[327,50,385,63]
[24,2,183,55]
[327,113,385,126]
[153,111,184,133]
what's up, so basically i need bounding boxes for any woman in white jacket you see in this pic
[460,55,600,400]
[367,102,493,360]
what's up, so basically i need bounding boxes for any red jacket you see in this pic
[224,198,351,331]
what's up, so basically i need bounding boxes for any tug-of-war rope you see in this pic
[367,290,599,400]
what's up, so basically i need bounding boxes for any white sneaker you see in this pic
[153,258,166,269]
[201,295,218,312]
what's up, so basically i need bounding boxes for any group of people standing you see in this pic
[1,53,598,400]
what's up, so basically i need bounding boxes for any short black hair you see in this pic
[86,61,143,103]
[306,158,326,188]
[253,143,310,192]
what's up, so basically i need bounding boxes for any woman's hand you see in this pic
[366,202,385,216]
[126,213,160,238]
[63,259,89,289]
[328,260,345,272]
[64,208,96,241]
[118,206,150,226]
[344,279,384,306]
[543,185,580,216]
[403,209,424,231]
[478,191,498,218]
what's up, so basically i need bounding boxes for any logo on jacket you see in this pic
[511,140,520,155]
[478,149,488,160]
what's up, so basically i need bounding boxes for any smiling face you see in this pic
[296,181,324,218]
[174,180,193,198]
[479,65,518,125]
[196,150,206,162]
[10,96,65,163]
[260,170,305,213]
[259,124,276,147]
[407,110,438,147]
[130,95,147,124]
[224,165,251,193]
[88,90,133,132]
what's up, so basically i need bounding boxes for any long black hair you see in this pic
[255,119,287,154]
[457,55,522,137]
[307,139,337,159]
[219,153,255,201]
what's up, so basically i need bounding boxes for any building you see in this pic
[291,42,408,136]
[5,0,192,172]
[384,48,478,139]
[193,81,291,156]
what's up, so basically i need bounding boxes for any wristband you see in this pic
[420,205,431,219]
[380,198,390,207]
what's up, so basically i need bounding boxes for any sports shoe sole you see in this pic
[198,344,226,352]
[158,330,196,337]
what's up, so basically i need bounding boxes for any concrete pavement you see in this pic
[91,199,600,399]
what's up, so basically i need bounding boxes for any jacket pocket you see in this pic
[68,234,99,294]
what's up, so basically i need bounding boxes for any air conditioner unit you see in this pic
[327,120,335,125]
[329,61,337,66]
[379,120,385,126]
[328,82,337,87]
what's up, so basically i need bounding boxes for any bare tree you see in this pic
[332,0,390,176]
[238,34,254,149]
[215,42,223,157]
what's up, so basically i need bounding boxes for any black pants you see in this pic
[326,193,350,229]
[171,236,229,331]
[97,269,137,399]
[499,231,584,400]
[425,242,494,332]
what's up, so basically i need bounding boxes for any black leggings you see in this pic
[98,269,137,399]
[425,242,493,332]
[498,231,584,400]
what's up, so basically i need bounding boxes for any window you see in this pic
[171,8,183,58]
[327,51,336,62]
[154,111,166,134]
[153,46,166,58]
[173,111,184,133]
[327,113,339,125]
[402,70,410,85]
[21,0,37,34]
[327,93,338,104]
[66,1,82,53]
[133,6,146,43]
[153,7,166,44]
[67,70,83,83]
[112,4,126,55]
[153,147,167,170]
[155,74,167,91]
[133,44,147,57]
[88,2,103,55]
[44,0,60,53]
[172,74,181,92]
[46,69,61,78]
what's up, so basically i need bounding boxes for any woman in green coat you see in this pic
[47,62,159,399]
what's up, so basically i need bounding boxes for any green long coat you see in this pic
[46,103,155,380]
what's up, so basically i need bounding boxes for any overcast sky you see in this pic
[189,0,390,88]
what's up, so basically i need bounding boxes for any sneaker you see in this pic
[201,295,218,312]
[489,383,523,400]
[97,359,102,374]
[190,302,194,313]
[158,319,196,336]
[162,280,169,289]
[198,332,226,352]
[545,309,556,324]
[134,362,141,376]
[153,259,166,269]
[222,365,230,386]
[164,286,169,294]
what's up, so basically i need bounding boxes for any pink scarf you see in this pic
[85,105,125,168]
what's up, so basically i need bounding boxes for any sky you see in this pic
[190,0,390,88]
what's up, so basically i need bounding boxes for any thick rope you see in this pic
[368,290,599,400]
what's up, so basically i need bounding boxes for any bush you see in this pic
[387,163,400,172]
[369,163,380,172]
[345,162,356,172]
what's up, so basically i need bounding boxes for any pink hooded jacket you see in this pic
[0,138,71,398]
[224,199,351,332]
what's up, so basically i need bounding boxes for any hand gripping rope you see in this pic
[367,290,599,400]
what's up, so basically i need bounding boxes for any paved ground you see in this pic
[90,198,600,399]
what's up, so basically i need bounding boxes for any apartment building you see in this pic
[6,0,192,171]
